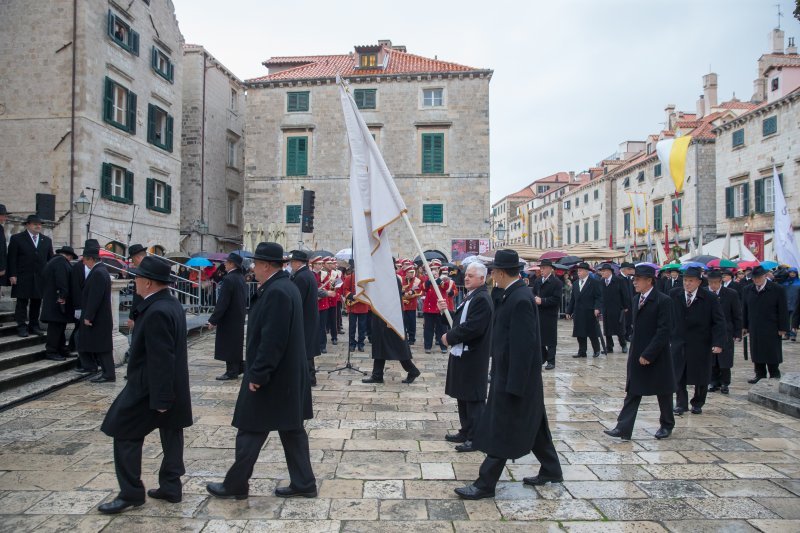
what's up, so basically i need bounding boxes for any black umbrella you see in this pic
[560,255,583,266]
[413,249,448,265]
[310,250,334,258]
[687,255,718,265]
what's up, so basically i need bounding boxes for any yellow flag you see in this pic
[656,135,692,194]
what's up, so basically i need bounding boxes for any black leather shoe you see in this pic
[454,484,495,500]
[522,474,563,486]
[17,327,29,338]
[573,353,587,358]
[592,351,601,358]
[654,427,672,440]
[46,354,66,361]
[544,363,555,370]
[402,372,421,384]
[621,346,628,353]
[75,368,94,374]
[275,485,317,498]
[673,407,686,415]
[770,373,782,379]
[455,441,475,452]
[708,385,720,392]
[691,407,702,414]
[332,340,338,345]
[321,348,327,354]
[603,428,630,441]
[748,376,765,384]
[216,373,237,381]
[720,386,729,394]
[147,488,182,503]
[98,497,144,514]
[606,347,614,353]
[445,433,467,443]
[361,376,384,384]
[91,376,116,383]
[206,482,248,500]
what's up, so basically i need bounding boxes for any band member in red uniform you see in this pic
[401,265,423,344]
[342,267,370,352]
[311,256,331,354]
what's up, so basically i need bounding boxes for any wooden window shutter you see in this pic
[725,187,734,218]
[126,91,137,133]
[296,137,307,175]
[146,178,154,209]
[164,184,172,213]
[107,11,115,39]
[742,183,749,216]
[167,61,174,82]
[130,30,139,56]
[124,170,134,204]
[754,179,764,213]
[101,163,112,198]
[165,115,174,152]
[151,46,158,70]
[147,104,156,143]
[103,77,115,123]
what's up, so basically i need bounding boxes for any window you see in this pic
[359,53,377,68]
[623,177,630,188]
[227,195,238,225]
[575,197,580,207]
[623,211,631,235]
[671,197,682,229]
[107,11,139,55]
[567,227,572,245]
[653,203,663,230]
[593,220,599,240]
[564,200,571,210]
[286,136,308,176]
[584,222,589,242]
[732,128,744,147]
[537,185,548,193]
[227,138,238,168]
[421,133,444,174]
[103,77,136,133]
[151,47,174,83]
[637,171,645,183]
[762,115,778,136]
[147,104,174,152]
[423,88,444,107]
[101,163,133,204]
[654,163,662,177]
[286,204,301,224]
[771,77,779,92]
[755,174,783,213]
[354,89,376,110]
[574,224,580,243]
[146,178,172,213]
[725,183,749,218]
[593,189,599,200]
[230,88,238,111]
[287,91,310,112]
[422,203,444,224]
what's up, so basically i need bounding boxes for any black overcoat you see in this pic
[40,254,74,323]
[659,276,682,295]
[620,275,635,338]
[232,270,313,433]
[566,276,602,338]
[208,268,247,363]
[708,286,743,369]
[7,231,53,299]
[600,275,630,337]
[77,263,113,353]
[71,260,88,311]
[724,280,743,299]
[101,289,193,439]
[473,280,545,460]
[626,288,676,396]
[669,287,726,385]
[371,277,412,361]
[0,223,6,283]
[531,274,562,346]
[444,285,493,401]
[742,282,789,365]
[291,265,321,359]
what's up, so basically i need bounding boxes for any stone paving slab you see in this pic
[0,319,798,529]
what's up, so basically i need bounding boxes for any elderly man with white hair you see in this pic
[438,261,493,452]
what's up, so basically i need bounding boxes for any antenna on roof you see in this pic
[775,3,783,29]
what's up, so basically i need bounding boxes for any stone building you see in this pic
[0,0,183,254]
[492,189,534,247]
[181,45,245,253]
[243,40,492,258]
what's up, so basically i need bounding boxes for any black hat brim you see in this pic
[129,266,172,283]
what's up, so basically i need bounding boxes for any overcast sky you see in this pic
[173,0,799,202]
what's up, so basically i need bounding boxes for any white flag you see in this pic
[721,230,731,259]
[773,166,800,270]
[338,77,406,337]
[654,232,668,265]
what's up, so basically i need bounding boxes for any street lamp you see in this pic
[495,223,506,245]
[74,191,90,215]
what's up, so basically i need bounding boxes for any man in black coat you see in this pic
[0,204,7,285]
[439,262,492,452]
[207,242,316,500]
[456,250,562,500]
[69,239,100,354]
[41,246,78,361]
[126,244,147,324]
[598,263,630,353]
[743,266,790,383]
[722,270,742,298]
[207,253,248,381]
[707,270,743,394]
[289,250,320,386]
[7,214,54,336]
[669,267,726,415]
[77,245,115,383]
[660,269,682,294]
[619,262,636,341]
[566,262,603,358]
[604,264,676,440]
[98,256,193,514]
[531,259,563,370]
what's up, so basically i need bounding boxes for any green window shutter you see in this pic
[754,179,764,213]
[296,137,307,175]
[164,184,172,213]
[147,104,155,143]
[101,163,112,198]
[762,116,777,136]
[732,129,744,147]
[654,163,662,177]
[286,138,297,175]
[725,187,734,218]
[107,10,115,39]
[287,92,309,112]
[286,137,307,176]
[654,204,662,228]
[422,134,433,173]
[742,183,750,216]
[124,170,134,204]
[286,205,301,223]
[167,61,174,82]
[103,77,114,123]
[422,204,443,223]
[422,133,444,174]
[151,46,158,70]
[130,30,139,56]
[127,91,136,133]
[145,178,154,209]
[165,115,174,152]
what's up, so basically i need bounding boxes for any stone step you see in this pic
[0,344,50,372]
[0,321,23,337]
[778,373,800,399]
[0,330,47,353]
[0,370,88,411]
[0,357,80,394]
[748,377,800,419]
[0,312,14,324]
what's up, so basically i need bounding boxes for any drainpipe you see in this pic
[200,51,207,251]
[68,0,77,244]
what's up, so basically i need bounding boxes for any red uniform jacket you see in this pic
[342,273,369,314]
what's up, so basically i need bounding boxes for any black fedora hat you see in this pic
[226,252,243,267]
[487,249,520,270]
[683,266,703,279]
[83,244,101,258]
[751,265,768,278]
[620,261,635,269]
[575,261,592,271]
[130,255,172,283]
[84,239,100,249]
[253,242,288,262]
[707,270,723,280]
[55,245,77,259]
[289,250,309,262]
[25,214,43,224]
[598,263,615,271]
[633,264,657,278]
[0,204,7,215]
[539,258,554,267]
[128,244,146,258]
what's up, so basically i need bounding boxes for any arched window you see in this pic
[105,241,126,257]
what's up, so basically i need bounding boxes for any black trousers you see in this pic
[423,313,448,351]
[79,350,115,379]
[307,357,316,384]
[45,321,68,356]
[114,428,185,502]
[403,310,417,342]
[326,307,338,341]
[349,312,368,349]
[616,393,674,437]
[318,310,328,352]
[474,412,562,491]
[371,358,419,380]
[605,335,627,350]
[336,302,343,331]
[457,399,484,441]
[15,297,41,327]
[754,362,781,378]
[225,360,244,376]
[542,344,556,365]
[576,336,600,355]
[710,357,731,387]
[223,428,316,494]
[676,365,707,410]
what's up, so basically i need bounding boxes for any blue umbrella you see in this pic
[760,260,779,270]
[186,257,213,267]
[681,261,707,270]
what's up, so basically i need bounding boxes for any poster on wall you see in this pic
[742,231,765,261]
[451,239,490,262]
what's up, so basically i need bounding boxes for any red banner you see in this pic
[743,231,765,261]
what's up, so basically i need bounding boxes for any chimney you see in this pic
[771,28,785,54]
[788,37,797,55]
[664,104,676,130]
[703,72,718,109]
[569,171,576,182]
[696,95,705,118]
[753,77,767,103]
[377,39,392,48]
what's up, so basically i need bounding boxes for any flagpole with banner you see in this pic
[772,165,800,270]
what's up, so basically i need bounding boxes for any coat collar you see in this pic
[257,269,289,295]
[501,279,525,301]
[457,285,486,309]
[135,288,172,314]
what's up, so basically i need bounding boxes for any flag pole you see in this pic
[401,212,453,326]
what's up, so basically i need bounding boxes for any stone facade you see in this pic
[0,0,183,253]
[181,45,244,253]
[561,179,607,247]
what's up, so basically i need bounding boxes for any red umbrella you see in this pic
[737,260,760,269]
[540,250,568,260]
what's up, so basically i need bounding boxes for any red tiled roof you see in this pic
[248,47,486,83]
[717,100,760,110]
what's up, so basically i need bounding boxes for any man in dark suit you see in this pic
[604,264,676,440]
[7,214,54,336]
[0,204,7,286]
[207,253,248,381]
[289,250,320,385]
[706,270,743,394]
[439,262,492,453]
[77,244,115,383]
[40,245,78,361]
[721,270,741,298]
[566,262,603,358]
[619,262,636,341]
[125,244,147,326]
[99,256,193,514]
[669,267,726,415]
[531,259,563,370]
[598,263,630,353]
[207,242,316,500]
[455,250,561,500]
[69,239,100,354]
[660,268,682,294]
[743,266,789,383]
